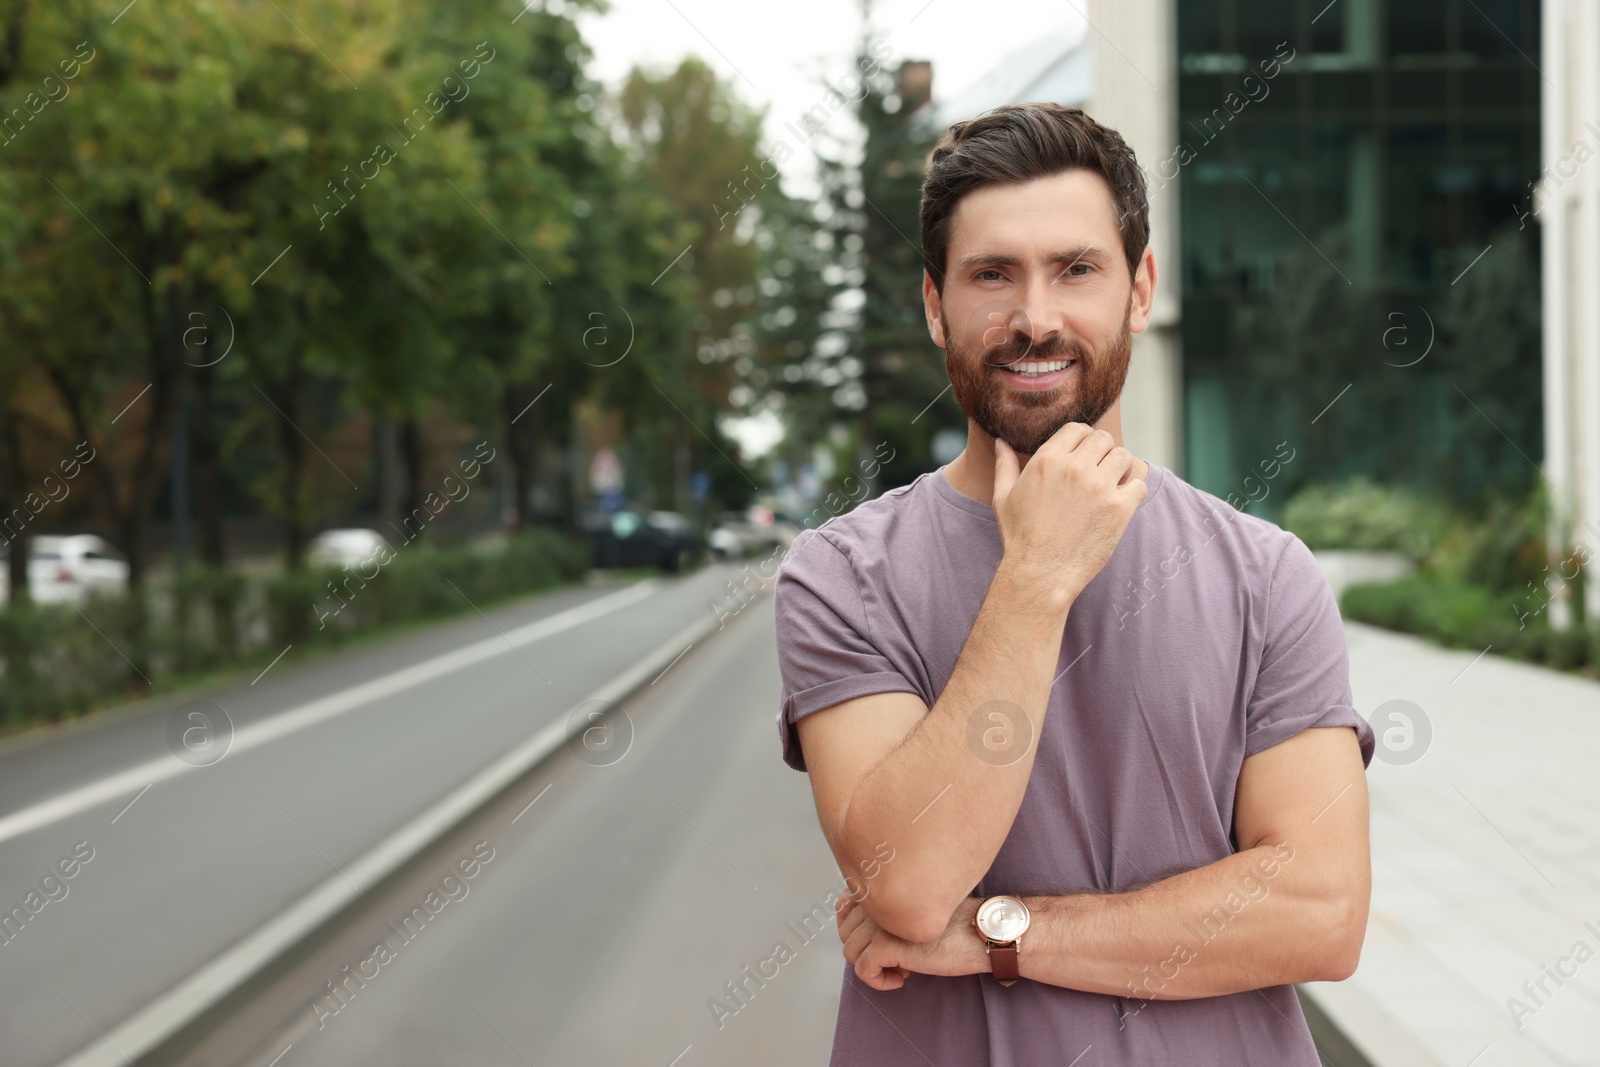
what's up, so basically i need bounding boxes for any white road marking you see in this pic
[0,580,660,847]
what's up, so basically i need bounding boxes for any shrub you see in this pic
[167,565,252,670]
[1341,573,1498,646]
[1283,477,1445,561]
[1308,478,1596,673]
[1342,572,1594,672]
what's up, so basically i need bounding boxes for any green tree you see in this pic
[611,56,775,515]
[751,32,940,496]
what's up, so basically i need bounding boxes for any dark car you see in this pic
[582,507,701,574]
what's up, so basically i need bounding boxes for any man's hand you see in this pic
[992,423,1146,611]
[836,891,988,990]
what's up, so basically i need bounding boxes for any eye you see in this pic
[1065,262,1094,277]
[975,268,1004,281]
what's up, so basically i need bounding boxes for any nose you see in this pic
[991,277,1060,358]
[1023,270,1065,344]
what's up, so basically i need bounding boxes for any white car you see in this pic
[307,528,394,570]
[709,506,786,560]
[707,526,744,560]
[0,534,130,605]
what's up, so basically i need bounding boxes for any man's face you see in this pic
[926,168,1153,456]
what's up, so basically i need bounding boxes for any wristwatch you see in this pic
[973,894,1030,986]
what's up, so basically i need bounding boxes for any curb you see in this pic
[53,594,736,1067]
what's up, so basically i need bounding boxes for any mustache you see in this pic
[985,334,1091,366]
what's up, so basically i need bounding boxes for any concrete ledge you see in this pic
[1300,980,1447,1067]
[1311,550,1415,601]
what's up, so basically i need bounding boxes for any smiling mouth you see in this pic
[993,358,1077,378]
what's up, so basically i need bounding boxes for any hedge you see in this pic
[0,527,592,730]
[1341,572,1594,673]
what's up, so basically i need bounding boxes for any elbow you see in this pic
[864,878,955,945]
[1320,936,1365,983]
[1316,948,1361,983]
[1308,895,1367,982]
[835,807,952,944]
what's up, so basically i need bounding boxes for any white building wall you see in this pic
[1542,0,1600,624]
[1086,0,1184,476]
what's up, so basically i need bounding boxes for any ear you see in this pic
[923,270,947,347]
[1128,245,1157,335]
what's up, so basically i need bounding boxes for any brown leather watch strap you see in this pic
[987,939,1020,985]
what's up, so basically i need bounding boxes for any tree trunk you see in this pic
[375,409,402,533]
[504,379,538,533]
[119,278,187,685]
[121,277,183,592]
[0,392,41,720]
[558,440,579,536]
[0,397,31,607]
[192,360,226,567]
[398,415,424,540]
[193,360,238,659]
[276,298,309,571]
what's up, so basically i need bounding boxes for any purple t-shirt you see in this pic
[773,460,1374,1067]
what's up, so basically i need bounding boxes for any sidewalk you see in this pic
[1301,620,1600,1067]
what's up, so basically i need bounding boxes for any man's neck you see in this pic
[944,421,1150,508]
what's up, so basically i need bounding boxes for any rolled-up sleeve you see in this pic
[1244,534,1375,767]
[773,528,924,772]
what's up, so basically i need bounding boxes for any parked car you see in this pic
[0,534,130,605]
[707,525,744,561]
[581,507,701,574]
[708,507,786,560]
[308,528,394,570]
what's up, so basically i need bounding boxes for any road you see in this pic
[155,563,841,1067]
[0,562,833,1067]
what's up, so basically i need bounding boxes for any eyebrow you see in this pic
[954,247,1108,273]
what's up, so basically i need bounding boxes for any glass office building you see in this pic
[1176,0,1542,514]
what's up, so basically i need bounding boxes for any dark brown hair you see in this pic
[919,102,1149,293]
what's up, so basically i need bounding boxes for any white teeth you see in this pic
[1005,360,1073,376]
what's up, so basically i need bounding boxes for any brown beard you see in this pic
[943,296,1134,456]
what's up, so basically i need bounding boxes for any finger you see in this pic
[1037,420,1095,459]
[838,904,869,943]
[855,941,896,991]
[842,918,876,964]
[857,961,890,991]
[836,891,867,936]
[871,966,908,991]
[1072,427,1117,465]
[1101,446,1137,483]
[992,436,1020,511]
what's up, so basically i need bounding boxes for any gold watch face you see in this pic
[976,895,1030,942]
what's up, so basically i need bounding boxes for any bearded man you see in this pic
[772,102,1374,1066]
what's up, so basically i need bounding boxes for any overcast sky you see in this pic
[571,0,1087,459]
[578,0,1085,194]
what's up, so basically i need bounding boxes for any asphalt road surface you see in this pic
[1,562,845,1067]
[160,564,845,1067]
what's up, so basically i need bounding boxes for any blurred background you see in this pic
[0,1,1594,1066]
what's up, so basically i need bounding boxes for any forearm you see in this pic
[839,733,1371,997]
[1015,841,1358,998]
[838,560,1069,942]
